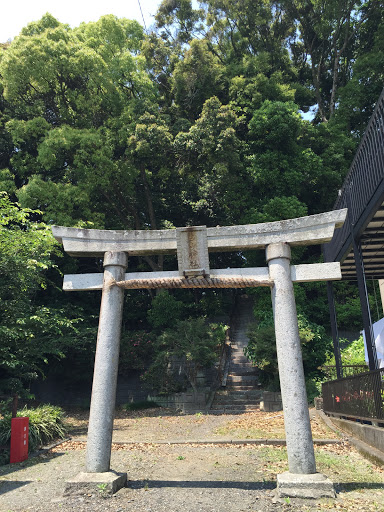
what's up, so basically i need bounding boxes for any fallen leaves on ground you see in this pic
[64,407,342,446]
[214,409,337,440]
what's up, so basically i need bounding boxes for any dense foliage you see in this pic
[0,193,91,399]
[245,315,332,391]
[141,318,227,394]
[327,336,367,368]
[1,1,383,399]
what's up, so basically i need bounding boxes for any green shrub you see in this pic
[142,318,227,394]
[245,314,332,392]
[119,331,156,371]
[327,335,366,366]
[0,404,67,457]
[147,290,184,330]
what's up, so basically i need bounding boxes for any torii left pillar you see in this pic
[65,251,128,495]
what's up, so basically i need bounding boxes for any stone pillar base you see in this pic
[277,472,335,499]
[64,471,127,496]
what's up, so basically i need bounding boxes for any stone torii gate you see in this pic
[53,209,346,498]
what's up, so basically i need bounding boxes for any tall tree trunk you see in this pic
[11,394,18,418]
[139,167,164,271]
[140,167,158,230]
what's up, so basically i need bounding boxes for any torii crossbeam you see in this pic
[53,209,347,498]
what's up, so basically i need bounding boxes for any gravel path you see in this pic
[1,409,383,512]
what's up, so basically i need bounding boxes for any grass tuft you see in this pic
[0,404,67,460]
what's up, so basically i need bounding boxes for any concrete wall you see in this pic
[30,371,147,407]
[260,391,282,412]
[329,416,384,454]
[148,389,212,413]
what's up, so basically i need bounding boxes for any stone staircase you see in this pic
[210,295,262,414]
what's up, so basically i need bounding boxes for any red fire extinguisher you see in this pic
[10,417,29,463]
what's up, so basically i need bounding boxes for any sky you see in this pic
[0,0,163,42]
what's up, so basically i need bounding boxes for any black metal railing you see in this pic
[322,368,384,421]
[324,88,384,263]
[321,364,369,381]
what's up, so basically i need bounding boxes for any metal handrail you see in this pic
[322,368,384,421]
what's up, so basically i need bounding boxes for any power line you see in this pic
[137,0,147,32]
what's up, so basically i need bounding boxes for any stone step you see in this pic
[225,383,260,389]
[213,398,261,404]
[225,385,258,391]
[230,362,254,369]
[231,332,250,338]
[229,369,257,376]
[213,395,261,403]
[231,339,248,344]
[214,392,261,402]
[227,375,259,382]
[215,390,263,399]
[213,400,261,407]
[229,371,256,377]
[213,392,261,401]
[210,404,260,412]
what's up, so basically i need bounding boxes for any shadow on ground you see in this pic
[335,482,384,492]
[128,479,276,490]
[0,452,65,480]
[0,479,32,495]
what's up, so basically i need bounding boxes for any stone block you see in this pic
[260,401,282,412]
[260,391,283,412]
[176,226,209,277]
[64,471,127,496]
[276,472,335,499]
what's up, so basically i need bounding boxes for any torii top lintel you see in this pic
[52,209,347,258]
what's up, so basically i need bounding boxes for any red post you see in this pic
[10,417,29,463]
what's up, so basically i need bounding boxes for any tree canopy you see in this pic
[0,2,383,398]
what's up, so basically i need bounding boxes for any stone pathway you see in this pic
[211,296,262,414]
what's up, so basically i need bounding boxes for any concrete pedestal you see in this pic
[277,472,335,499]
[64,471,127,496]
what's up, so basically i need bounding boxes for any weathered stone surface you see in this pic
[177,226,210,277]
[64,471,127,496]
[267,243,316,475]
[291,262,341,282]
[276,472,335,499]
[85,251,127,473]
[52,209,347,256]
[62,262,341,291]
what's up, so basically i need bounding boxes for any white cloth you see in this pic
[362,317,384,368]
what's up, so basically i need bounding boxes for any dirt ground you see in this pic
[66,407,339,442]
[0,408,383,512]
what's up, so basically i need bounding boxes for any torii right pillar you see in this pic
[267,242,335,498]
